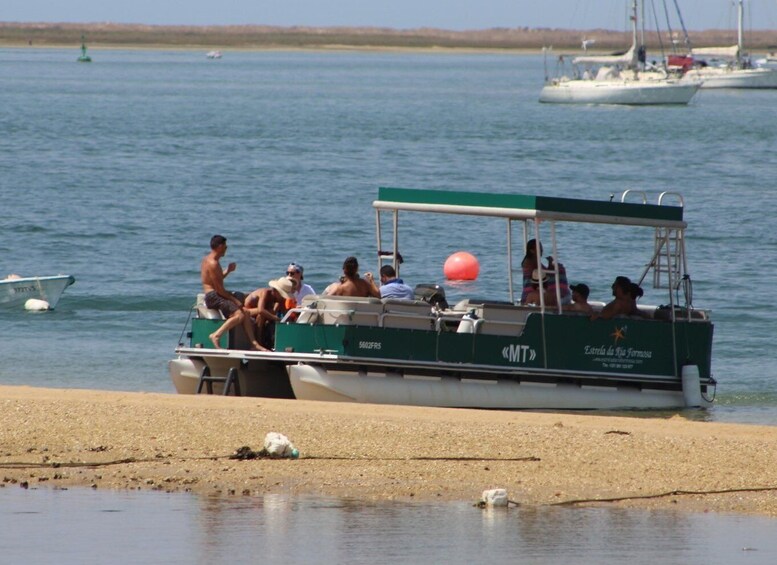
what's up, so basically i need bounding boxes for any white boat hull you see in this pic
[169,357,209,394]
[288,364,711,410]
[168,355,294,398]
[684,67,777,89]
[540,79,699,105]
[0,275,75,309]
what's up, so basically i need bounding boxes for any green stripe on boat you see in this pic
[376,187,684,225]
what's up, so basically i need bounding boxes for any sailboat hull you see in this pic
[540,79,699,105]
[684,67,777,89]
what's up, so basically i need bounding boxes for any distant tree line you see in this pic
[1,22,775,51]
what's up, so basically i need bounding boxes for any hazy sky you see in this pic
[5,0,777,31]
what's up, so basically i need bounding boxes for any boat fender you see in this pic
[456,310,479,334]
[681,364,703,407]
[24,298,50,311]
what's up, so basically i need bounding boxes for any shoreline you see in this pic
[3,22,777,52]
[0,42,543,55]
[2,385,776,516]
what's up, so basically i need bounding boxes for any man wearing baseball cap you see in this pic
[286,262,316,302]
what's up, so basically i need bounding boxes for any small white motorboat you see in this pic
[0,274,75,310]
[206,50,222,59]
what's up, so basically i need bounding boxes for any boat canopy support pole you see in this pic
[550,221,562,315]
[507,219,514,303]
[393,210,399,274]
[375,208,401,275]
[533,221,549,369]
[375,208,383,275]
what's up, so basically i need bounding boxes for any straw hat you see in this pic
[531,269,548,284]
[268,276,295,299]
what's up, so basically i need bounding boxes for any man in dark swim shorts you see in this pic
[200,235,263,350]
[204,290,246,318]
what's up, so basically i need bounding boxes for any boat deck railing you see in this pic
[282,295,710,337]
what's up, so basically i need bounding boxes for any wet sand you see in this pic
[1,385,776,516]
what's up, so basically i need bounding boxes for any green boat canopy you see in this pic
[374,187,685,229]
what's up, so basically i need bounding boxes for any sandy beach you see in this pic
[1,385,776,516]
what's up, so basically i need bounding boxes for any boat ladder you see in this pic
[651,227,686,289]
[196,365,241,396]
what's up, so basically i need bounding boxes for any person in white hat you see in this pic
[244,276,297,350]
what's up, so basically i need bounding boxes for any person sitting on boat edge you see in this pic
[591,276,632,320]
[564,282,593,315]
[200,235,262,351]
[244,276,297,350]
[328,256,380,298]
[364,265,414,300]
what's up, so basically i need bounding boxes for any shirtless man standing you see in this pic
[201,235,261,350]
[329,256,380,298]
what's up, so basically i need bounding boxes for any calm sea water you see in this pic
[2,46,777,560]
[3,487,777,565]
[3,47,776,423]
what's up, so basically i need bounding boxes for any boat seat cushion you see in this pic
[196,293,224,320]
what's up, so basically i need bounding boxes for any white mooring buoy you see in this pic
[24,298,50,311]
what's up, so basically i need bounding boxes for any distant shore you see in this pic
[2,22,776,53]
[2,385,777,516]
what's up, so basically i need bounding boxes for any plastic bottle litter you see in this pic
[481,488,509,507]
[264,432,298,458]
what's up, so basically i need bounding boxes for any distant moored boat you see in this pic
[0,274,76,310]
[206,50,222,59]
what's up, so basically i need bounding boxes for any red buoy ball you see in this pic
[444,251,480,281]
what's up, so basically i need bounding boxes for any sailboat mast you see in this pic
[737,0,744,60]
[630,0,640,69]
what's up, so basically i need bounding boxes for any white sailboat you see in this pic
[682,0,777,89]
[540,0,700,105]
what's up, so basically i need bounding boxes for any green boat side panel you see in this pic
[540,315,711,378]
[191,318,228,349]
[377,187,683,223]
[274,313,712,379]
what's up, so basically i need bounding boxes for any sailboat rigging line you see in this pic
[671,0,692,50]
[648,0,668,57]
[660,0,676,54]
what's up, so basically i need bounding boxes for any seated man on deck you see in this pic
[591,276,632,320]
[364,265,414,300]
[564,283,593,315]
[328,256,380,298]
[200,235,262,351]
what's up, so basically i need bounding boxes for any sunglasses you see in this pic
[286,271,298,276]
